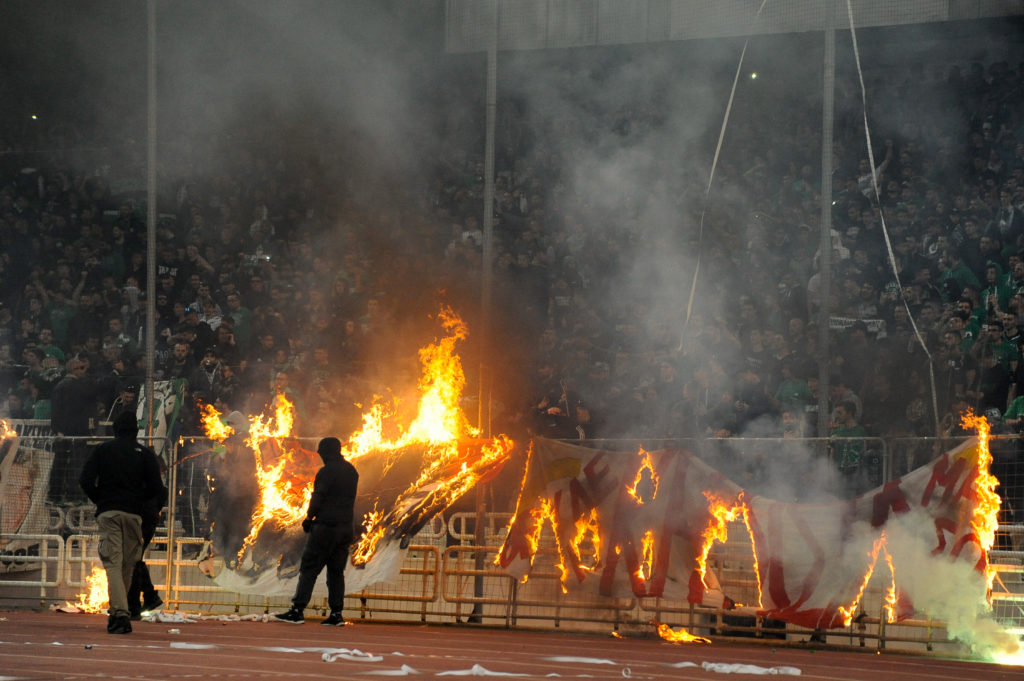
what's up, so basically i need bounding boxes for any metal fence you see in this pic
[2,422,1022,653]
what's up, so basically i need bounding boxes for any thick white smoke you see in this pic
[883,508,1021,661]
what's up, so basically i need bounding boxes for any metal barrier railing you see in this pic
[0,534,63,595]
[441,544,516,626]
[353,545,442,622]
[2,424,1022,654]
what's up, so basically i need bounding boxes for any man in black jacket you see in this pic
[274,437,359,626]
[79,412,167,634]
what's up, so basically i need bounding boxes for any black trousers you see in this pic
[128,515,158,611]
[291,523,351,613]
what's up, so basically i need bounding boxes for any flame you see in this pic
[232,397,311,562]
[959,410,1002,590]
[569,507,602,576]
[0,419,14,439]
[626,448,659,504]
[837,534,886,627]
[200,403,233,441]
[520,497,561,577]
[350,505,385,566]
[881,543,898,624]
[200,307,514,569]
[346,308,513,564]
[696,493,744,587]
[65,566,108,614]
[653,620,711,644]
[635,529,655,583]
[345,308,477,462]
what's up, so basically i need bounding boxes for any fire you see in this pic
[199,403,233,441]
[959,410,1001,590]
[569,507,601,576]
[350,505,385,566]
[0,419,13,439]
[531,498,571,591]
[837,535,886,627]
[634,529,655,583]
[653,620,711,644]
[345,309,477,462]
[65,566,108,614]
[626,448,659,504]
[696,493,744,587]
[233,398,311,562]
[200,307,514,569]
[344,309,513,564]
[881,544,898,624]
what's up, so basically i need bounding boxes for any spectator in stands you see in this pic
[50,357,95,436]
[108,381,139,425]
[160,341,196,382]
[174,306,215,363]
[830,400,868,497]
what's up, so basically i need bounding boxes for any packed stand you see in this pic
[0,58,1021,470]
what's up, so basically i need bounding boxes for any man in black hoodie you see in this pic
[79,412,167,635]
[274,437,359,626]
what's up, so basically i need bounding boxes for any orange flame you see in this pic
[200,403,233,441]
[634,529,655,584]
[350,505,385,566]
[881,543,898,624]
[344,308,478,463]
[200,307,514,569]
[697,493,744,587]
[0,419,14,439]
[837,534,886,627]
[959,410,1002,590]
[65,566,108,614]
[654,620,711,644]
[569,507,602,576]
[626,448,659,504]
[347,309,512,564]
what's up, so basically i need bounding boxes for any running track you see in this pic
[0,610,1020,680]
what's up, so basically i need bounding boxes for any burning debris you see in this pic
[497,413,1021,661]
[200,307,515,588]
[653,620,711,644]
[62,566,108,614]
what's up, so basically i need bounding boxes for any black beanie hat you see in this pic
[317,437,342,457]
[112,412,139,436]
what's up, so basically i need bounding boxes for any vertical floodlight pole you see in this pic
[472,0,499,623]
[817,9,836,438]
[147,0,175,604]
[145,0,157,441]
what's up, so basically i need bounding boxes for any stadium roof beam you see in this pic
[445,0,1024,53]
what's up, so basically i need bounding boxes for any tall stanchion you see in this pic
[816,8,835,438]
[145,0,175,606]
[471,0,499,624]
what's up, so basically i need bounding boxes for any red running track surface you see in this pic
[0,610,1020,680]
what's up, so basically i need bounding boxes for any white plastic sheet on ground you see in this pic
[701,662,801,675]
[322,648,384,662]
[436,664,529,676]
[543,657,615,665]
[361,664,421,676]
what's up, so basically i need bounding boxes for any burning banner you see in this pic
[498,417,1020,659]
[0,421,55,574]
[200,308,515,595]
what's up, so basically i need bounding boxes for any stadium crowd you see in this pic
[0,56,1023,462]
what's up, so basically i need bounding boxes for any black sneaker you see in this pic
[142,595,164,614]
[107,615,132,634]
[273,607,304,624]
[321,611,346,626]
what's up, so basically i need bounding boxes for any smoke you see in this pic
[883,508,1020,661]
